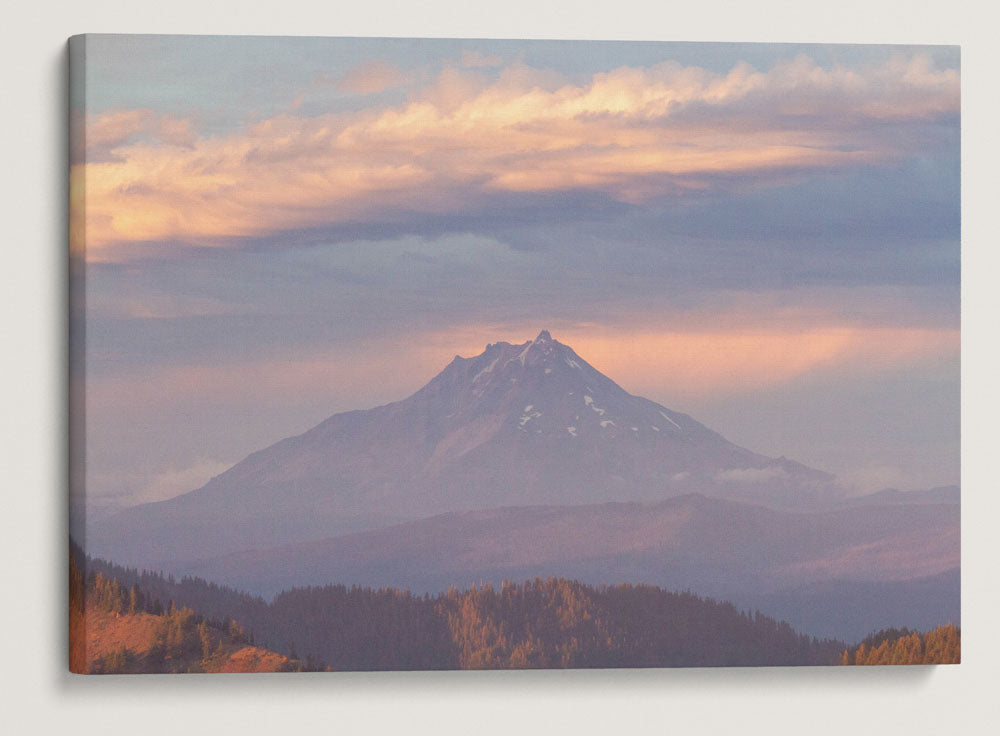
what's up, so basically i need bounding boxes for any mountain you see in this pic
[88,330,836,567]
[751,569,960,643]
[178,493,959,597]
[845,485,960,507]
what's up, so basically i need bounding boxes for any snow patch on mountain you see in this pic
[519,409,542,426]
[659,411,683,431]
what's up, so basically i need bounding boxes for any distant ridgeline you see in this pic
[72,543,966,671]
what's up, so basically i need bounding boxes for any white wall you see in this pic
[2,1,997,734]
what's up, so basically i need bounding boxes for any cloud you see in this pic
[73,54,958,260]
[485,323,959,398]
[153,116,198,148]
[133,458,234,504]
[76,108,198,164]
[88,108,152,150]
[335,59,409,94]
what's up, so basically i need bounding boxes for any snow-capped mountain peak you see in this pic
[89,330,838,567]
[420,331,694,444]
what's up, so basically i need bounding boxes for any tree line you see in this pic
[70,549,318,673]
[74,542,959,670]
[840,625,960,665]
[75,544,848,669]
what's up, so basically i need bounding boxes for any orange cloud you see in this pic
[335,60,409,94]
[73,54,958,260]
[424,321,959,398]
[88,108,153,149]
[557,326,959,397]
[83,108,199,160]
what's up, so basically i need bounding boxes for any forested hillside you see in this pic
[75,546,959,670]
[840,625,960,665]
[69,552,315,674]
[76,546,845,669]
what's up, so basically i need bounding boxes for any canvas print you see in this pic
[68,35,960,673]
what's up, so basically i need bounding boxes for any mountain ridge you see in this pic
[174,492,958,599]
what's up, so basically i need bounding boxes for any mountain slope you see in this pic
[750,568,960,642]
[89,330,836,567]
[845,485,960,507]
[69,551,306,674]
[180,494,958,596]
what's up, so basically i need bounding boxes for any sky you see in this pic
[70,35,960,508]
